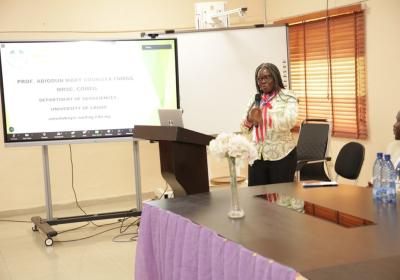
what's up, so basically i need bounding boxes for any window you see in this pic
[278,5,367,139]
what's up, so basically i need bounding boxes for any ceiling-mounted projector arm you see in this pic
[209,7,247,19]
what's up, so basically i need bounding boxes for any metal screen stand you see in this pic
[31,141,143,246]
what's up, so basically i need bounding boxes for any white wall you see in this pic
[0,0,398,212]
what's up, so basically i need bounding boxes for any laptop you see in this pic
[158,109,184,127]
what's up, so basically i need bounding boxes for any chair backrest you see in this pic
[296,119,332,181]
[335,142,365,181]
[299,163,331,181]
[297,119,331,161]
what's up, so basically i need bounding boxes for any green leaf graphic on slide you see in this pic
[141,42,175,107]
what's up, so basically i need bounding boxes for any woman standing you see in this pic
[241,63,298,186]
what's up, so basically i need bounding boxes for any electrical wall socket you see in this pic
[163,191,174,199]
[155,187,174,199]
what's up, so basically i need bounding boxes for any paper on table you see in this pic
[302,181,338,188]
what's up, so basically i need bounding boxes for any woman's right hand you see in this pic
[248,107,262,126]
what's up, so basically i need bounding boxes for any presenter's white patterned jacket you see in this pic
[241,89,298,161]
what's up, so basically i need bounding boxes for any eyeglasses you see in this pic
[257,75,273,83]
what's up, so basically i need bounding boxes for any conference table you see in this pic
[135,182,400,279]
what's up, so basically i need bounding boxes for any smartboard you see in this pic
[166,25,289,135]
[0,39,179,146]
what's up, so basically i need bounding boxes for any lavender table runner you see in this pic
[135,203,299,280]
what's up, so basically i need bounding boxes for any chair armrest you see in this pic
[296,158,331,171]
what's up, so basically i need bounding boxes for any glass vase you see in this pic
[227,156,245,219]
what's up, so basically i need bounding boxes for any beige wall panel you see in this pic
[0,145,44,210]
[266,0,361,23]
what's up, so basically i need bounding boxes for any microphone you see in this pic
[247,93,262,127]
[255,93,261,107]
[246,94,260,116]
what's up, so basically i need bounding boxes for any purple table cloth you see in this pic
[135,204,300,280]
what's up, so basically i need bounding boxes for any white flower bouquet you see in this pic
[209,132,258,219]
[208,132,258,165]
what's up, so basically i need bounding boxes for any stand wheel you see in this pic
[32,225,38,232]
[45,238,54,247]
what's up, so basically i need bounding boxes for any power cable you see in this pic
[68,144,104,227]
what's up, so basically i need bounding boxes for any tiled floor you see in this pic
[0,199,140,280]
[0,185,236,280]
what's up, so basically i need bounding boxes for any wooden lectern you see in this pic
[133,125,214,197]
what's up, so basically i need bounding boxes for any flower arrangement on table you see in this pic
[208,132,258,165]
[208,132,258,218]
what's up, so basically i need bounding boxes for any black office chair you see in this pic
[334,142,365,184]
[296,119,332,181]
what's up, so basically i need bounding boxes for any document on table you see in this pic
[302,181,338,188]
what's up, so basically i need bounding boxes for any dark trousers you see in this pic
[248,148,297,186]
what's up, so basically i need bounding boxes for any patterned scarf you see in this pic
[255,91,276,143]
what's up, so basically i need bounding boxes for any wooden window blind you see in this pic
[287,10,367,139]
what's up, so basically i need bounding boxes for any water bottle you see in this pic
[372,152,384,200]
[381,154,396,203]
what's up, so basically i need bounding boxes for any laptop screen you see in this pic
[158,109,184,127]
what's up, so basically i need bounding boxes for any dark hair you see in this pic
[254,63,285,94]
